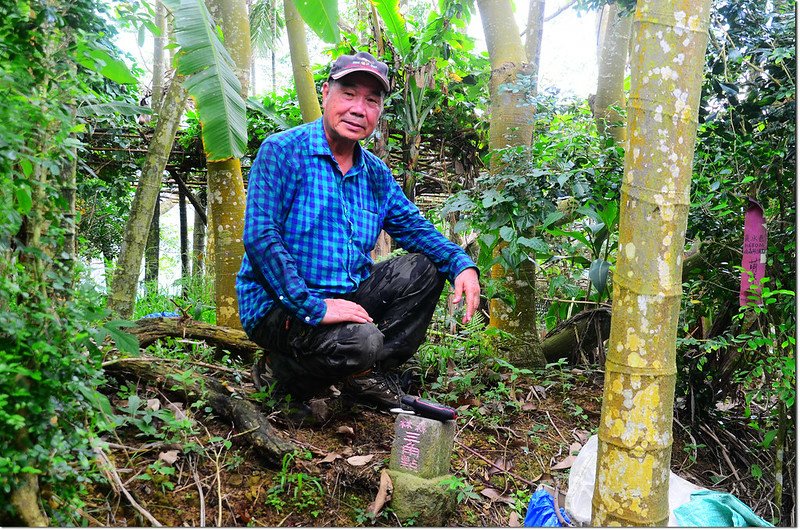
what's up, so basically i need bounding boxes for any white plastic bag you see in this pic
[564,434,703,526]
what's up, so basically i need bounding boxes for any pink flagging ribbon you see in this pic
[739,198,767,306]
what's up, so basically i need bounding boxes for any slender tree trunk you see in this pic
[204,0,252,328]
[284,0,322,121]
[401,133,420,202]
[477,0,542,367]
[368,4,392,260]
[593,2,632,145]
[193,187,207,279]
[144,193,160,290]
[524,0,545,88]
[144,1,167,296]
[59,102,78,283]
[178,181,189,296]
[107,77,189,318]
[592,0,712,525]
[152,0,168,110]
[271,49,276,93]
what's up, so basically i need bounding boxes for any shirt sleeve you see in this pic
[380,172,478,283]
[242,139,327,325]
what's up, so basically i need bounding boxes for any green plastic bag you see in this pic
[673,490,773,527]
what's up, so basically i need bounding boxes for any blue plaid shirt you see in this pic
[236,118,476,334]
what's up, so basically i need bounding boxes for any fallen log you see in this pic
[103,357,295,466]
[541,307,612,365]
[130,317,261,364]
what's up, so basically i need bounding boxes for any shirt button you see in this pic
[279,296,284,301]
[304,316,310,322]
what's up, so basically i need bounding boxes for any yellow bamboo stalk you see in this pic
[592,0,712,525]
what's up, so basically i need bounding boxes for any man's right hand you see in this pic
[321,298,373,325]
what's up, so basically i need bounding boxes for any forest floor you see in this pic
[77,343,782,528]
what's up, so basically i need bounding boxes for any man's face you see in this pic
[322,72,384,145]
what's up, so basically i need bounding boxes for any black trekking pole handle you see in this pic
[401,395,457,422]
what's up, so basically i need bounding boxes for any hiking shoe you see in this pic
[342,370,405,410]
[251,355,274,392]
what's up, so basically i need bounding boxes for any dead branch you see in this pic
[94,444,163,527]
[190,456,206,527]
[455,440,539,488]
[129,317,262,364]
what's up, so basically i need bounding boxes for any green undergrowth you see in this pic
[133,275,216,323]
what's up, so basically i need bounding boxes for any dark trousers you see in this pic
[249,253,446,397]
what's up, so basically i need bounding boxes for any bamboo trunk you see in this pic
[592,0,712,525]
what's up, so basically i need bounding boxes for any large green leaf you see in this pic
[372,0,411,58]
[76,43,138,84]
[162,0,247,161]
[292,0,339,44]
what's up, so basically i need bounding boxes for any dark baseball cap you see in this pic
[329,51,390,93]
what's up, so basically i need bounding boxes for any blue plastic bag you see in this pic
[524,488,572,527]
[141,311,180,319]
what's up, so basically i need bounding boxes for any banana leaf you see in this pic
[292,0,339,43]
[162,0,247,161]
[373,0,411,58]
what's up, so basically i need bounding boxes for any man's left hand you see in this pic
[452,268,481,324]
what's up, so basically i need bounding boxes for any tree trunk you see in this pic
[178,182,189,296]
[144,193,160,291]
[59,104,78,282]
[204,0,252,328]
[476,0,541,367]
[144,0,168,295]
[284,0,322,121]
[592,0,712,525]
[207,159,247,327]
[193,187,207,279]
[9,474,48,527]
[368,8,392,261]
[401,132,420,202]
[593,2,632,145]
[107,77,189,318]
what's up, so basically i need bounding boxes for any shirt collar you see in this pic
[309,117,365,175]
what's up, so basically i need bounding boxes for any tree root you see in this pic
[103,358,295,466]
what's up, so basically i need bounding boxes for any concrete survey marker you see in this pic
[388,413,457,525]
[389,413,456,479]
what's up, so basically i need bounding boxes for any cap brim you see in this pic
[330,66,390,93]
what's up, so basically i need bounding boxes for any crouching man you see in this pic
[236,51,480,411]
